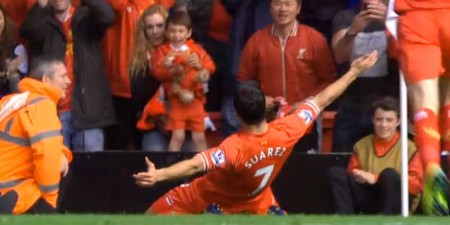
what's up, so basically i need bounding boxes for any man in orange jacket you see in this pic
[0,56,72,214]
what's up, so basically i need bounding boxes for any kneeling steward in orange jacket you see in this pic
[0,78,72,214]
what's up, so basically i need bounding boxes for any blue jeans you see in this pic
[142,130,196,152]
[59,112,104,152]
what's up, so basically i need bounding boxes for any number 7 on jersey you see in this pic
[249,164,274,196]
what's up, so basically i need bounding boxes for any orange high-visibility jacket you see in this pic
[0,78,72,214]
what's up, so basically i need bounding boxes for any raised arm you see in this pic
[310,51,378,112]
[84,0,115,32]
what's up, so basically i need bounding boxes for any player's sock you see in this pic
[441,104,450,151]
[414,108,441,167]
[414,108,449,215]
[439,105,450,201]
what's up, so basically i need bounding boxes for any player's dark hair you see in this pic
[234,81,266,125]
[371,96,400,119]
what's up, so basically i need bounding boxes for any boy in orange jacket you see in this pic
[151,11,215,152]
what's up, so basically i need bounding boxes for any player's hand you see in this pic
[196,69,210,83]
[184,53,202,70]
[352,169,376,185]
[365,0,387,22]
[265,96,275,109]
[350,50,378,75]
[133,157,159,188]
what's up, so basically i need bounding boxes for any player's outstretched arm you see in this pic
[311,51,378,111]
[133,156,204,188]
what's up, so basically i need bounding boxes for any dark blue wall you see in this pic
[58,152,449,214]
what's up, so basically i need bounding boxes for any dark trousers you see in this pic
[329,167,406,214]
[105,97,136,150]
[332,106,373,153]
[0,190,56,214]
[201,35,229,112]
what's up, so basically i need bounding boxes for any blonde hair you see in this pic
[129,4,168,77]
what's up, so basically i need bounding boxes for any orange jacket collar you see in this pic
[373,131,400,157]
[18,78,63,104]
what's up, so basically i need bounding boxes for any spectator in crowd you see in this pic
[0,0,35,26]
[238,0,336,152]
[130,4,194,152]
[103,0,174,150]
[20,0,115,151]
[298,0,347,43]
[331,0,399,152]
[0,57,72,214]
[133,51,378,214]
[130,4,168,151]
[187,0,232,113]
[329,97,423,215]
[219,0,274,138]
[0,4,28,96]
[394,0,450,216]
[151,11,215,152]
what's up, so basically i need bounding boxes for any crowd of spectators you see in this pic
[0,0,399,153]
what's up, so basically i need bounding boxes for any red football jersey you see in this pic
[395,0,450,12]
[189,100,320,213]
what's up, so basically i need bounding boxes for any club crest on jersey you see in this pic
[211,149,225,167]
[298,109,313,124]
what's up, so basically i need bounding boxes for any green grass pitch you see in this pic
[0,215,448,225]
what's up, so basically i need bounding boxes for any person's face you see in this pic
[166,23,191,48]
[372,108,400,140]
[50,0,72,13]
[43,63,71,98]
[270,0,300,26]
[0,10,5,37]
[144,13,166,47]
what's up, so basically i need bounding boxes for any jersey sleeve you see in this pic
[272,100,320,144]
[197,137,240,172]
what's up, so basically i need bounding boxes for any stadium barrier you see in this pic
[58,152,449,214]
